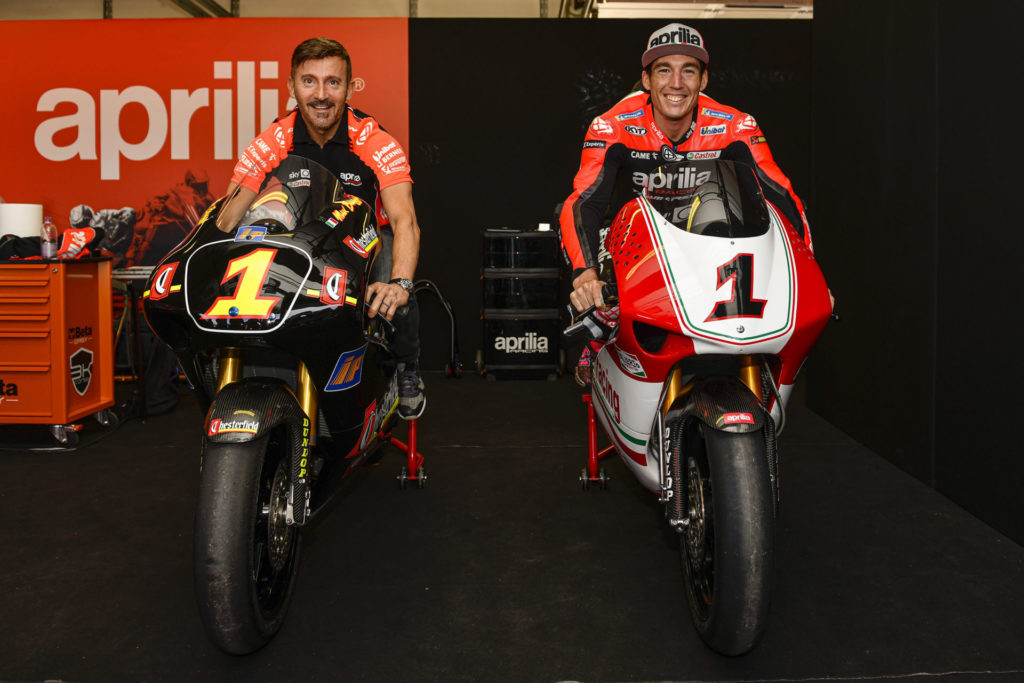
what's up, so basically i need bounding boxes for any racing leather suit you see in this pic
[229,106,420,365]
[559,91,812,278]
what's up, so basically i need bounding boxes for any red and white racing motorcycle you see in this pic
[568,159,831,655]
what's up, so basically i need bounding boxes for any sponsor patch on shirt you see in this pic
[686,150,721,160]
[661,146,684,161]
[701,107,734,120]
[615,109,644,121]
[590,117,613,136]
[750,135,767,145]
[700,124,727,137]
[624,125,647,136]
[356,121,373,145]
[338,171,362,186]
[737,115,758,132]
[583,140,607,149]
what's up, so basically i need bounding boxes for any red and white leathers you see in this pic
[559,90,812,278]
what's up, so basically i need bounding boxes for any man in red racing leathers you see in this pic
[217,37,425,419]
[559,22,814,383]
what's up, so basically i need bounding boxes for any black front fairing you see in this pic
[143,157,390,449]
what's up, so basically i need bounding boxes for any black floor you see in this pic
[2,374,1023,683]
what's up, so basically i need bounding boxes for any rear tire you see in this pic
[194,426,301,654]
[673,420,774,656]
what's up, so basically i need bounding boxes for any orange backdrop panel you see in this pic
[0,18,408,241]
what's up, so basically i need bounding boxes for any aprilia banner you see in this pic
[0,18,408,265]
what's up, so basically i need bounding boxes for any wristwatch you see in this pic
[389,278,414,292]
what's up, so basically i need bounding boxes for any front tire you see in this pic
[193,426,301,654]
[672,419,774,656]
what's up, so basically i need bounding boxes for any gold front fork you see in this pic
[216,349,318,443]
[661,367,695,416]
[216,347,242,393]
[296,361,318,444]
[739,354,763,404]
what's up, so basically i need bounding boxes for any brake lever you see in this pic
[364,301,395,348]
[563,295,620,341]
[563,304,597,340]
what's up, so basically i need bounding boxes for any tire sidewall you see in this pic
[681,422,775,656]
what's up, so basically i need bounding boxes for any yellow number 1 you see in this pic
[202,248,282,320]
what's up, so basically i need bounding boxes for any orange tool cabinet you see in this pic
[0,259,114,434]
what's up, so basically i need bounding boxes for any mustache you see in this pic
[307,99,334,108]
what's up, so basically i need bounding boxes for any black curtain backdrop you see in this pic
[408,18,812,374]
[809,0,1024,544]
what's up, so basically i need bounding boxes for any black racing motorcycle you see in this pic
[143,156,424,654]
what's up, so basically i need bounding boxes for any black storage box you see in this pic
[482,310,561,378]
[483,229,559,269]
[482,268,560,309]
[480,228,563,379]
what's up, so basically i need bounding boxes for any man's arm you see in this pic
[730,125,813,251]
[365,181,420,321]
[560,122,621,311]
[216,115,293,233]
[215,186,255,233]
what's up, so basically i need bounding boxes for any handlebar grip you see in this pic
[563,310,595,340]
[364,302,395,347]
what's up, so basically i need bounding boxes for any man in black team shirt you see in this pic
[219,37,425,419]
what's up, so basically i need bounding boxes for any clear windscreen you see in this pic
[238,156,346,232]
[642,159,771,238]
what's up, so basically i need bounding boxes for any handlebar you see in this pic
[563,283,619,341]
[364,301,395,348]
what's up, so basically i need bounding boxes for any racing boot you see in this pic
[397,361,426,420]
[575,346,593,387]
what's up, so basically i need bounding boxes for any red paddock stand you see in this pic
[581,393,615,490]
[388,418,426,489]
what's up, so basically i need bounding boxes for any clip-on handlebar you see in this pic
[563,283,619,341]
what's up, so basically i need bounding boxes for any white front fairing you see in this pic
[591,346,663,492]
[642,199,798,355]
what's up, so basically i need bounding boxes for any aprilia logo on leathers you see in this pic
[633,168,712,190]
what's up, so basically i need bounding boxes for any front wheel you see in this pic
[193,425,301,654]
[672,419,774,656]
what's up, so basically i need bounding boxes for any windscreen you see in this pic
[642,160,771,238]
[238,157,346,232]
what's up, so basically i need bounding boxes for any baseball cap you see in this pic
[642,23,709,69]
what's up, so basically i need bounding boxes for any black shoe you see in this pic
[397,362,425,420]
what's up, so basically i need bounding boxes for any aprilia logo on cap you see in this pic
[649,25,703,49]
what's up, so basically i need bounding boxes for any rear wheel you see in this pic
[672,419,774,656]
[193,425,301,654]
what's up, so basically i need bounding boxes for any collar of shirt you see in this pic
[644,94,699,147]
[292,106,350,148]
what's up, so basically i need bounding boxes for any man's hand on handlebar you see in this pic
[564,269,619,342]
[570,268,607,312]
[366,281,409,322]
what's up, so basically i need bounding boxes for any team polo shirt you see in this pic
[230,106,412,228]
